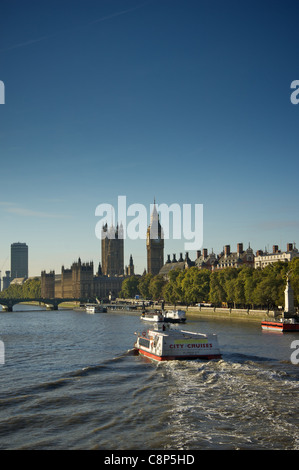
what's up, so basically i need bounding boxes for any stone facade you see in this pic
[125,254,134,276]
[159,252,193,279]
[147,202,164,275]
[101,224,124,276]
[159,243,255,278]
[41,258,123,300]
[254,243,299,269]
[216,243,254,269]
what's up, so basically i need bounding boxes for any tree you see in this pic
[180,267,210,305]
[162,269,182,306]
[209,270,227,305]
[289,258,299,306]
[0,278,41,299]
[119,276,140,298]
[251,262,288,308]
[138,273,153,299]
[148,275,166,301]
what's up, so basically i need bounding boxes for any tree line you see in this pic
[119,258,299,309]
[0,277,41,299]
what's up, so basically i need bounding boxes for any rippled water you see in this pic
[0,305,298,450]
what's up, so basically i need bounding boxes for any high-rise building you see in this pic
[11,242,28,280]
[147,201,164,275]
[101,224,124,276]
[2,271,11,290]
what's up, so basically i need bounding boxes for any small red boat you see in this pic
[261,318,299,332]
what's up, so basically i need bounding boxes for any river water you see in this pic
[0,305,298,450]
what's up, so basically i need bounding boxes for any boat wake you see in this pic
[157,355,299,450]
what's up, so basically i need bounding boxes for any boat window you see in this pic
[139,338,150,348]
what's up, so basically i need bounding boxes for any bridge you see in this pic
[0,298,93,312]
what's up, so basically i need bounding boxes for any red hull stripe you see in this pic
[138,348,221,361]
[261,322,299,331]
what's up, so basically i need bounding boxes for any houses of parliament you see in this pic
[40,199,299,300]
[41,203,164,300]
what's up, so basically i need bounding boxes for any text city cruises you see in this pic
[134,323,221,362]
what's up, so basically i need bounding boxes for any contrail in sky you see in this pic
[1,1,152,52]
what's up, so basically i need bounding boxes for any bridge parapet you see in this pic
[0,298,91,312]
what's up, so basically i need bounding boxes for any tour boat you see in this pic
[261,317,299,332]
[134,324,221,361]
[140,312,164,322]
[163,309,186,323]
[86,304,107,314]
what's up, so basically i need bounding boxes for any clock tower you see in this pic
[147,200,164,275]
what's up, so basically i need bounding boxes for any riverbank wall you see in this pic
[184,306,278,322]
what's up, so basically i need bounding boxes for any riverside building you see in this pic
[254,243,299,269]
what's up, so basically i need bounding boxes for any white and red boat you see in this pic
[163,309,186,323]
[134,324,221,362]
[140,312,164,322]
[261,318,299,332]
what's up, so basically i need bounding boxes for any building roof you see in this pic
[10,277,26,285]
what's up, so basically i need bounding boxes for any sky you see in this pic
[0,0,299,278]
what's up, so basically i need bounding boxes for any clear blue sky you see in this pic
[0,0,298,277]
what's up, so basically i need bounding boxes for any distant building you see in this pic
[125,255,135,276]
[195,249,218,270]
[159,243,255,277]
[11,242,28,280]
[254,243,299,269]
[159,252,193,279]
[147,201,164,275]
[41,258,125,300]
[2,271,11,290]
[101,224,124,276]
[216,243,254,270]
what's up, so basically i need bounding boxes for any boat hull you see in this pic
[163,317,186,323]
[140,315,163,322]
[261,321,299,332]
[135,327,221,362]
[136,348,222,362]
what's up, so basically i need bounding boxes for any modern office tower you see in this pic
[11,242,28,279]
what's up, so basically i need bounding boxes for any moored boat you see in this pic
[134,324,221,361]
[86,304,107,313]
[163,309,186,323]
[261,318,299,332]
[140,312,164,322]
